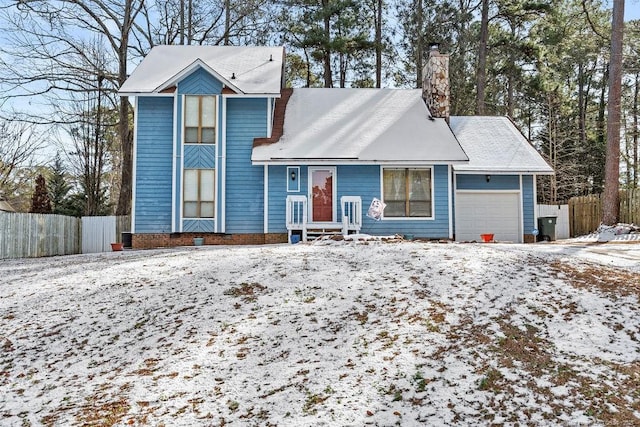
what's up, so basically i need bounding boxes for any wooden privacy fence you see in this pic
[0,214,131,259]
[568,189,640,237]
[0,213,81,259]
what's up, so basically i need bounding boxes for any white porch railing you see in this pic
[286,195,362,242]
[286,195,308,242]
[340,196,362,234]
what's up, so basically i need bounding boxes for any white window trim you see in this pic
[183,95,217,145]
[180,94,219,227]
[379,166,435,221]
[182,168,216,220]
[308,166,337,223]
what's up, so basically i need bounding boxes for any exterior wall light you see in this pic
[486,175,491,182]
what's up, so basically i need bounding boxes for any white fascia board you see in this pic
[223,93,282,98]
[251,160,468,166]
[118,92,176,97]
[454,169,554,175]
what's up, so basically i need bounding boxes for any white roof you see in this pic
[119,45,284,95]
[252,88,468,164]
[450,116,553,174]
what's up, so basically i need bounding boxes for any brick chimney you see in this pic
[422,43,450,121]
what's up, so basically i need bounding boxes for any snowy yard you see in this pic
[1,239,639,426]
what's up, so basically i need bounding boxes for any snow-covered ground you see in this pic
[1,239,639,426]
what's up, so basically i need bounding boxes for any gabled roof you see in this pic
[119,45,284,96]
[449,116,554,174]
[251,88,469,164]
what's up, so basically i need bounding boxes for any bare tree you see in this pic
[1,0,149,216]
[475,0,489,115]
[150,0,275,46]
[602,0,624,225]
[0,120,46,209]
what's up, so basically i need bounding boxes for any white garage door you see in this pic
[455,192,521,243]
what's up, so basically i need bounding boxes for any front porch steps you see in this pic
[306,226,345,240]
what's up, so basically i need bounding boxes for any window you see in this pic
[184,96,216,144]
[383,168,432,217]
[183,169,215,218]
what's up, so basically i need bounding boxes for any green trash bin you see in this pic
[537,216,557,241]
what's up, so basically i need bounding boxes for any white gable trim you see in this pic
[157,59,244,94]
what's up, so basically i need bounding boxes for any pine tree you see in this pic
[30,174,52,214]
[602,0,625,225]
[48,154,72,215]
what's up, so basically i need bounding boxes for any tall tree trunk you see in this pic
[323,0,332,88]
[224,0,231,45]
[633,73,639,188]
[375,0,382,88]
[180,0,185,45]
[602,0,624,225]
[577,62,587,151]
[415,0,423,88]
[187,0,193,45]
[116,2,133,216]
[475,0,489,115]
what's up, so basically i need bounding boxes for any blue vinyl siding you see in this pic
[176,71,223,229]
[183,220,215,233]
[225,98,268,233]
[365,165,450,238]
[178,67,223,95]
[454,173,536,239]
[522,175,535,234]
[134,97,174,233]
[456,174,519,190]
[267,164,451,239]
[268,166,290,232]
[184,145,215,168]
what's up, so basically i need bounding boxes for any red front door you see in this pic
[311,168,334,222]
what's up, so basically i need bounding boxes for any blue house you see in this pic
[119,45,553,248]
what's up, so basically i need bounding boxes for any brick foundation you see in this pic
[132,233,288,249]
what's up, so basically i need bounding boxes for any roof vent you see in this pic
[269,54,273,62]
[231,72,236,80]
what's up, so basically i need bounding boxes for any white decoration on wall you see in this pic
[367,198,386,221]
